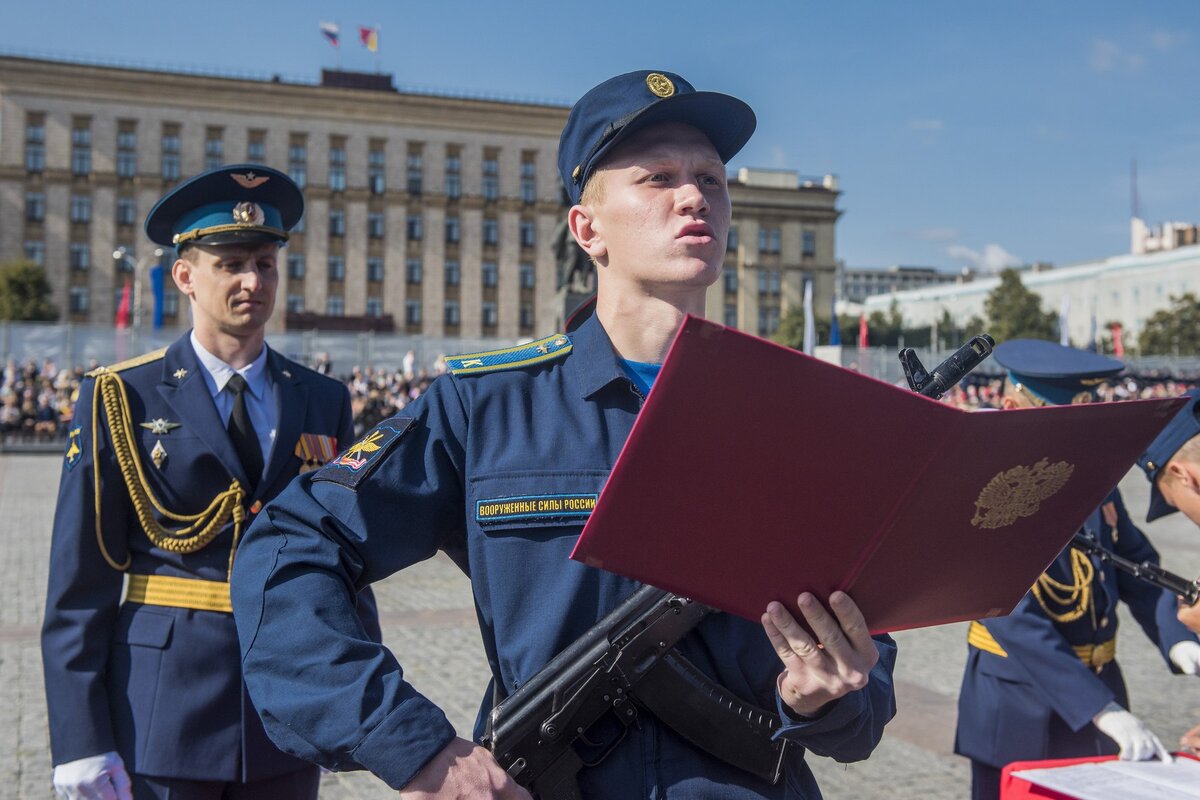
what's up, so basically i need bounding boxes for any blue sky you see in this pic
[3,1,1197,272]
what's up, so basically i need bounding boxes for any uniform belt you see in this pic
[125,573,232,613]
[967,621,1115,669]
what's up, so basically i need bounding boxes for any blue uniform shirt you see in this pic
[232,315,897,798]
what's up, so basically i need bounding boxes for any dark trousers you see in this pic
[131,767,320,800]
[970,760,1002,800]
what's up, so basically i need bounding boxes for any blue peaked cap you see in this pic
[993,339,1123,406]
[145,164,303,249]
[1138,388,1200,521]
[558,69,756,205]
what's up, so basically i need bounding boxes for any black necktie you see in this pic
[226,373,263,491]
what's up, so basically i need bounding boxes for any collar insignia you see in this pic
[174,368,188,380]
[231,171,270,189]
[140,418,182,435]
[282,369,292,378]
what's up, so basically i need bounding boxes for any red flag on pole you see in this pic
[1111,323,1125,358]
[359,26,379,52]
[858,313,869,348]
[116,279,131,329]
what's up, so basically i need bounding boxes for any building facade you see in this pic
[839,264,970,304]
[1,56,841,342]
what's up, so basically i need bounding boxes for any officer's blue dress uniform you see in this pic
[41,164,380,792]
[953,340,1195,799]
[231,313,898,799]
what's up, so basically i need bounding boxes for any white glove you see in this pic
[1092,702,1172,762]
[1169,640,1200,676]
[52,751,132,800]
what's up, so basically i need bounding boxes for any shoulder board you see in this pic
[445,334,572,376]
[87,347,168,377]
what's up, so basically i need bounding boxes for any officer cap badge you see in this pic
[232,202,266,226]
[231,171,270,189]
[645,72,675,98]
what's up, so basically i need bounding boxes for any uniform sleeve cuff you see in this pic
[774,687,865,738]
[349,696,457,789]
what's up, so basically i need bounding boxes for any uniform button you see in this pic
[1098,572,1106,582]
[1100,617,1110,627]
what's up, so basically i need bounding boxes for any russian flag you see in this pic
[320,22,340,48]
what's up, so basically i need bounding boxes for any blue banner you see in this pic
[149,264,165,329]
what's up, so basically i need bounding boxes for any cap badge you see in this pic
[231,171,270,189]
[232,202,266,226]
[646,73,675,98]
[971,457,1074,530]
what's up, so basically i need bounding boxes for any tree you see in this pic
[0,260,58,321]
[773,309,858,351]
[982,268,1057,343]
[1138,293,1200,356]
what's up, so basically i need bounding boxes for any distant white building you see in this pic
[862,244,1200,346]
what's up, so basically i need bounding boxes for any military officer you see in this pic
[41,164,380,800]
[954,339,1200,800]
[231,70,898,799]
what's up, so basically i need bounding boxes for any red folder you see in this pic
[570,316,1186,634]
[1000,754,1200,799]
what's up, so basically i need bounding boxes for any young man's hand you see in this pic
[401,737,532,799]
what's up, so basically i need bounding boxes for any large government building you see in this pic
[0,55,841,341]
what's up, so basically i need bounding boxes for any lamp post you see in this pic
[112,246,164,346]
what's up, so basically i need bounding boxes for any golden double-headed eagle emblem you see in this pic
[971,457,1074,530]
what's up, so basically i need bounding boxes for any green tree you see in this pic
[0,260,58,321]
[1138,293,1200,356]
[982,268,1057,343]
[773,309,857,351]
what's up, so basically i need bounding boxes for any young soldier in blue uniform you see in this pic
[231,70,898,798]
[1138,388,1200,750]
[41,164,380,800]
[954,339,1200,800]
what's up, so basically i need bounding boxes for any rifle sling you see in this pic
[632,649,788,785]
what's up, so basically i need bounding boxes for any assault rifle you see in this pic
[1070,532,1200,607]
[483,336,1000,799]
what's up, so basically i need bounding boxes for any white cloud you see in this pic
[912,227,959,242]
[1150,29,1189,52]
[907,119,944,132]
[1089,38,1146,72]
[946,243,1022,273]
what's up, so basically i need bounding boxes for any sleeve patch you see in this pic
[65,426,83,470]
[312,417,417,489]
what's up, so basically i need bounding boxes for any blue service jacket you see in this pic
[232,315,897,799]
[954,490,1196,768]
[41,334,380,782]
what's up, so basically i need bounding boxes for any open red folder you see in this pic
[570,316,1186,634]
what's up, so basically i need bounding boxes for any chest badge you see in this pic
[295,433,338,474]
[141,418,182,435]
[150,440,168,470]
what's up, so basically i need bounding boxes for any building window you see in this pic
[406,214,423,241]
[69,286,89,313]
[482,154,499,201]
[328,256,345,281]
[69,242,90,271]
[368,144,386,195]
[483,219,499,246]
[519,220,536,249]
[287,295,305,313]
[444,300,460,326]
[406,147,423,195]
[757,270,780,296]
[367,212,385,239]
[758,306,781,336]
[723,269,738,293]
[116,197,137,226]
[770,271,781,296]
[482,302,497,328]
[69,195,92,224]
[247,130,266,163]
[162,291,179,316]
[406,258,423,284]
[519,261,535,289]
[366,297,384,317]
[520,155,537,204]
[445,260,460,286]
[161,125,181,181]
[327,295,345,316]
[519,304,534,329]
[758,227,781,255]
[116,124,137,179]
[204,127,224,170]
[25,192,45,222]
[25,115,45,173]
[445,151,461,199]
[444,216,460,244]
[724,304,737,327]
[367,257,384,283]
[728,225,739,252]
[482,261,498,288]
[802,230,816,257]
[329,140,346,192]
[24,241,45,266]
[71,120,92,176]
[405,299,422,325]
[288,140,307,188]
[287,254,306,279]
[329,209,346,237]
